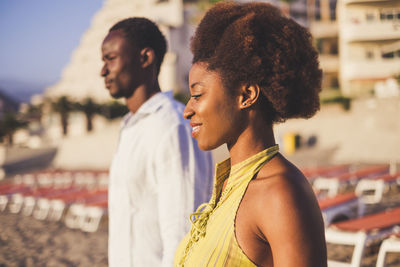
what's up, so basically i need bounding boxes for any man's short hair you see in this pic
[110,17,167,74]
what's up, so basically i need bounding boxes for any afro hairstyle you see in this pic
[191,2,322,123]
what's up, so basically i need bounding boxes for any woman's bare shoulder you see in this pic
[248,154,315,208]
[243,154,327,266]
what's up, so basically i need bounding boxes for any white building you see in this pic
[35,0,228,170]
[337,0,400,96]
[309,0,340,91]
[40,0,193,140]
[44,0,185,103]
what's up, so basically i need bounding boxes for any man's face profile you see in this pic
[101,30,141,99]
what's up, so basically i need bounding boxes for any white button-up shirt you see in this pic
[108,91,214,267]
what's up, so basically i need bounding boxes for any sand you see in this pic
[0,212,107,267]
[1,97,400,265]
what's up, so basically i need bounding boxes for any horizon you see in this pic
[0,0,104,102]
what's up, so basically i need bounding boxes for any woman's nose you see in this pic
[183,100,194,120]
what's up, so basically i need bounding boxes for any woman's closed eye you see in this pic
[191,94,202,100]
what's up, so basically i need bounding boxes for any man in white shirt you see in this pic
[100,18,214,267]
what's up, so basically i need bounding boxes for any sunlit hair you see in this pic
[109,17,167,74]
[191,2,322,123]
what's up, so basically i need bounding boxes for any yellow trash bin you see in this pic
[283,132,296,155]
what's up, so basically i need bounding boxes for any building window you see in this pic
[331,76,339,88]
[366,50,374,59]
[380,9,400,21]
[382,51,394,58]
[329,0,337,21]
[330,41,338,55]
[315,0,321,21]
[315,39,323,54]
[366,13,374,21]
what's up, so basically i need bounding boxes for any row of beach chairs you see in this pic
[326,208,400,267]
[302,164,400,267]
[0,169,109,232]
[0,164,399,264]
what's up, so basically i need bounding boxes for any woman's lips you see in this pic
[190,123,201,137]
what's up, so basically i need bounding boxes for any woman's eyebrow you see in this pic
[190,81,204,89]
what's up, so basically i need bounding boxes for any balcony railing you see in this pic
[340,59,400,79]
[342,0,394,4]
[319,55,340,72]
[311,21,339,38]
[341,21,400,41]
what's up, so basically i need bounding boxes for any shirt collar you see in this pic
[137,91,173,115]
[122,91,173,128]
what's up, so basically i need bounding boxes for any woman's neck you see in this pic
[228,118,275,166]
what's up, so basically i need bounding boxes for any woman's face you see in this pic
[183,62,243,151]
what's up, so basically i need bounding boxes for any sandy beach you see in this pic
[0,212,108,267]
[0,99,399,266]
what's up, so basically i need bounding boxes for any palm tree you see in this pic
[75,98,101,132]
[24,103,43,123]
[0,112,27,145]
[395,73,400,85]
[100,101,128,120]
[51,96,74,136]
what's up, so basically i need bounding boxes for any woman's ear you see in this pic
[239,84,260,109]
[140,47,156,68]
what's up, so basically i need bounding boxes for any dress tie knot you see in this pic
[189,202,213,241]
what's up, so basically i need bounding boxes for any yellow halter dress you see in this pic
[174,145,279,266]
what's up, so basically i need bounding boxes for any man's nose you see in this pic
[100,64,108,77]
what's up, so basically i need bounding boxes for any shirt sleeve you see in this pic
[154,123,200,267]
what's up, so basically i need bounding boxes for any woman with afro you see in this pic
[175,2,327,266]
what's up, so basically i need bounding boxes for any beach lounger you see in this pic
[355,172,400,204]
[46,189,107,221]
[6,172,60,213]
[0,185,31,212]
[301,164,350,183]
[80,201,108,233]
[96,172,109,189]
[32,188,90,220]
[8,192,26,214]
[319,192,361,226]
[65,200,108,233]
[73,171,97,189]
[20,186,78,217]
[314,165,389,199]
[64,192,108,232]
[326,207,400,267]
[13,169,106,220]
[0,195,7,212]
[9,186,61,215]
[0,181,21,211]
[376,233,400,267]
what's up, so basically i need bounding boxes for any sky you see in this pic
[0,0,104,98]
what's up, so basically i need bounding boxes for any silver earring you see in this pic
[242,102,247,106]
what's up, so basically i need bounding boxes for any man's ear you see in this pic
[140,47,156,68]
[239,84,260,109]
